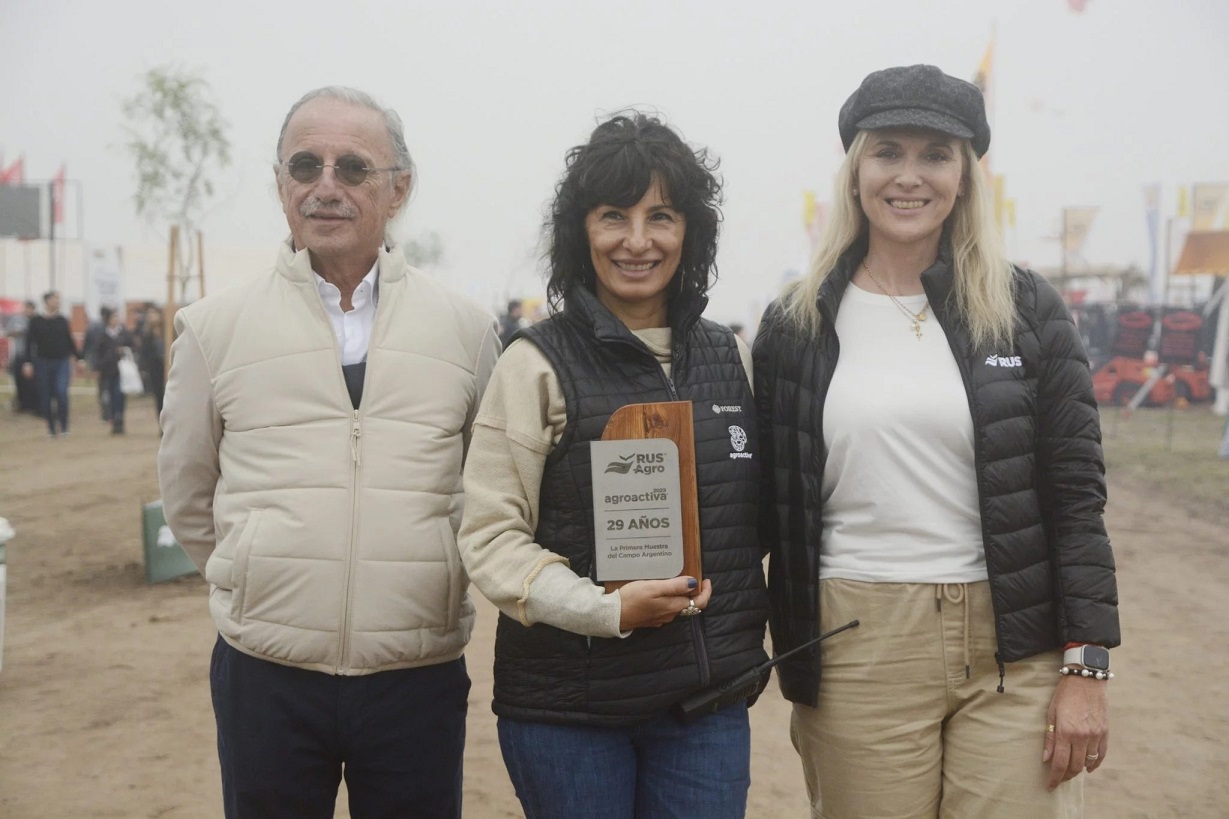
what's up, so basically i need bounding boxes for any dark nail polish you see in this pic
[687,577,698,590]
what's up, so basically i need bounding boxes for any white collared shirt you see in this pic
[315,262,379,366]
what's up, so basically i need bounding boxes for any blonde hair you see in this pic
[781,131,1015,351]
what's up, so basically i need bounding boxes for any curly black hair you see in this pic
[544,112,723,312]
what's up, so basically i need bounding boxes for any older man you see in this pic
[158,87,499,818]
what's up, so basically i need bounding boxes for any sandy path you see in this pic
[0,396,1225,817]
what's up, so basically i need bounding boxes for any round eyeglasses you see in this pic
[280,151,402,186]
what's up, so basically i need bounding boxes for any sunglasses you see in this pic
[281,151,401,186]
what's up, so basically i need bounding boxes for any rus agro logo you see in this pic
[604,452,667,475]
[984,354,1023,368]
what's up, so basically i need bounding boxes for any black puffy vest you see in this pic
[493,288,769,726]
[754,243,1120,707]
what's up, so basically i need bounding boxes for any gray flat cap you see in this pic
[839,64,991,158]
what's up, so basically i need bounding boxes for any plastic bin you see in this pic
[141,500,199,584]
[0,517,12,673]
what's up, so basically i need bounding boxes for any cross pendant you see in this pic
[912,320,922,340]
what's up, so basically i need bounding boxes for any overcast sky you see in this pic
[3,0,1228,323]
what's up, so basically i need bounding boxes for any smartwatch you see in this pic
[1063,644,1110,673]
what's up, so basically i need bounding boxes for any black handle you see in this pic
[673,619,860,722]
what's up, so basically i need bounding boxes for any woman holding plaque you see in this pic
[459,112,768,818]
[754,64,1121,817]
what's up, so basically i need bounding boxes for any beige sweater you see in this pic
[458,327,752,638]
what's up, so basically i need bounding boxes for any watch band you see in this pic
[1063,644,1110,671]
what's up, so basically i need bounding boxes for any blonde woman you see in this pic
[753,65,1120,818]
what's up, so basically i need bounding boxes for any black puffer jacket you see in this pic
[754,244,1120,706]
[493,286,769,726]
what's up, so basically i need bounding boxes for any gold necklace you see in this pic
[862,258,929,341]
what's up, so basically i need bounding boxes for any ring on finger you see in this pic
[1085,753,1099,762]
[679,601,701,617]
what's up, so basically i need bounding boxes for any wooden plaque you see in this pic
[598,401,702,593]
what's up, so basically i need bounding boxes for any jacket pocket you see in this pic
[227,509,266,623]
[437,516,463,632]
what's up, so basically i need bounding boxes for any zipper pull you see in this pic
[351,414,362,465]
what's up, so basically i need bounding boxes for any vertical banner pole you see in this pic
[164,225,179,383]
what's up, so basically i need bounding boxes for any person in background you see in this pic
[82,306,113,422]
[158,85,498,819]
[497,298,526,347]
[7,300,41,415]
[754,64,1120,817]
[95,308,134,435]
[22,290,80,437]
[138,305,167,421]
[459,112,768,819]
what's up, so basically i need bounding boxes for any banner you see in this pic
[1157,309,1202,366]
[0,157,22,185]
[1062,207,1099,270]
[0,184,41,238]
[1143,184,1162,303]
[1110,309,1155,359]
[972,33,994,176]
[1191,183,1229,231]
[52,165,66,225]
[86,246,124,322]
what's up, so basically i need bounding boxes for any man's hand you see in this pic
[20,362,33,380]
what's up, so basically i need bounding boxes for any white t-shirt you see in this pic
[819,283,987,583]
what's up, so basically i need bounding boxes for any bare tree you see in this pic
[122,66,231,303]
[402,232,444,270]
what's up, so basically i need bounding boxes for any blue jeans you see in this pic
[108,372,126,431]
[34,357,71,434]
[497,703,751,819]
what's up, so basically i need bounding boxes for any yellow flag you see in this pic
[1191,183,1229,230]
[973,36,994,96]
[973,32,995,177]
[1176,186,1189,218]
[1063,207,1098,251]
[803,190,817,228]
[993,175,1006,230]
[1005,199,1017,228]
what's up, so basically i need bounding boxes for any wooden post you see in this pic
[164,225,179,382]
[197,229,206,298]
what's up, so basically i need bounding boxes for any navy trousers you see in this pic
[210,635,469,819]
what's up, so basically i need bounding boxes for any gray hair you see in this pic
[276,86,417,208]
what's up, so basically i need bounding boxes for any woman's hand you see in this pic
[1042,674,1110,789]
[617,577,712,631]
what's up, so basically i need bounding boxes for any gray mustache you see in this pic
[301,199,357,218]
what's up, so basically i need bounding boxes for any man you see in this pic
[22,291,80,436]
[7,301,41,414]
[497,298,525,347]
[158,87,499,818]
[81,306,114,421]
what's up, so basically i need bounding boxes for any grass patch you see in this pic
[1100,404,1229,527]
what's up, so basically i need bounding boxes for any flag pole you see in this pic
[48,180,56,291]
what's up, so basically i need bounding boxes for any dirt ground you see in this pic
[1,392,1227,818]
